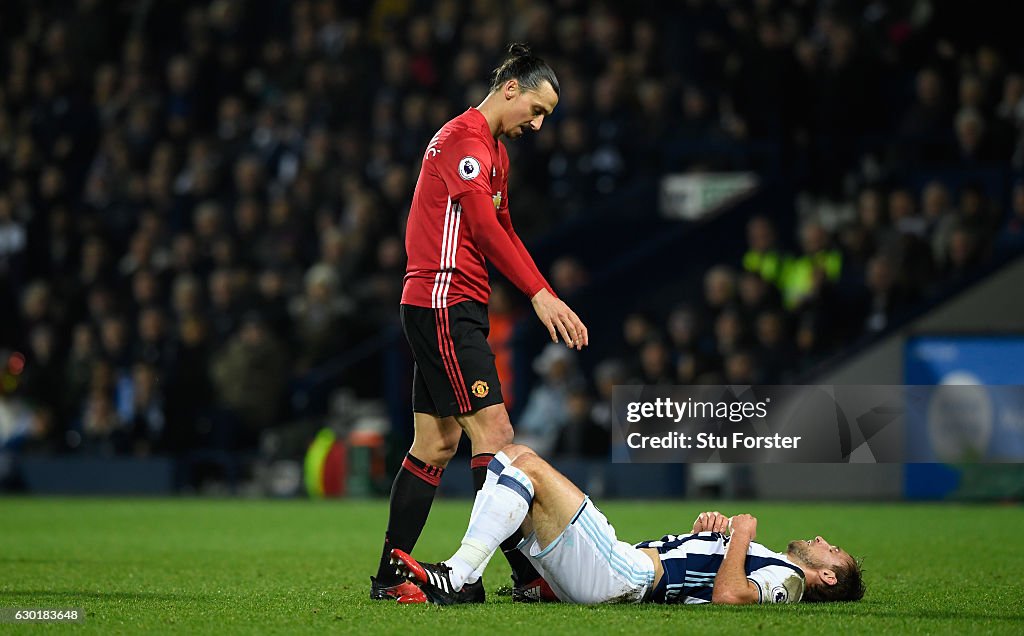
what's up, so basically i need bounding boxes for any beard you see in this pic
[788,540,828,569]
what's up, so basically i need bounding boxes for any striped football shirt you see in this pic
[635,531,805,604]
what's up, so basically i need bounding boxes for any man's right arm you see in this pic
[711,514,760,605]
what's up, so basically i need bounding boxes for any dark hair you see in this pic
[803,557,865,603]
[489,43,559,96]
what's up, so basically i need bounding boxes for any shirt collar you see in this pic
[466,107,495,141]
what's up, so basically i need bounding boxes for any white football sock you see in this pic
[447,464,534,590]
[468,451,511,523]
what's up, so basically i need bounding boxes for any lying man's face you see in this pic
[788,535,851,569]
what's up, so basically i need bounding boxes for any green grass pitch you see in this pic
[2,497,1023,634]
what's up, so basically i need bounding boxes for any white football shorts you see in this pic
[518,497,655,604]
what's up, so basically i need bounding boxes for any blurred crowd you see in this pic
[1,0,1022,461]
[520,177,1024,455]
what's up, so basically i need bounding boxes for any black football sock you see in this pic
[500,533,541,585]
[375,453,444,584]
[470,452,494,491]
[471,452,542,586]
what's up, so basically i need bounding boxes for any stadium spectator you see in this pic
[857,255,911,333]
[253,268,294,342]
[0,195,27,287]
[836,220,873,291]
[737,271,783,326]
[119,362,166,456]
[879,187,934,290]
[206,268,242,344]
[713,309,751,364]
[553,385,609,458]
[590,359,625,431]
[351,234,404,330]
[724,350,758,385]
[19,282,56,351]
[940,226,986,282]
[210,314,288,447]
[0,392,36,452]
[290,263,348,373]
[779,220,841,310]
[19,326,62,414]
[754,311,795,384]
[701,265,737,325]
[163,314,213,454]
[956,183,999,240]
[64,324,99,420]
[854,187,890,256]
[665,304,705,356]
[953,107,996,162]
[134,306,171,369]
[518,344,581,455]
[921,181,957,265]
[549,256,590,297]
[743,216,785,285]
[634,338,674,386]
[79,387,126,456]
[996,182,1024,254]
[896,68,952,164]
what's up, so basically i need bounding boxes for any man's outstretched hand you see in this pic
[531,288,589,351]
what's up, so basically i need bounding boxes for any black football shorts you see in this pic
[400,301,504,418]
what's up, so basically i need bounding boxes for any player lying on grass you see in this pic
[390,444,865,605]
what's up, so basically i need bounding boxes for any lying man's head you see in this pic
[786,536,865,602]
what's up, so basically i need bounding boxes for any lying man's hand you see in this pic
[728,514,757,540]
[692,510,730,533]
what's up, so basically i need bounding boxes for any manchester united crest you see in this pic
[471,380,490,398]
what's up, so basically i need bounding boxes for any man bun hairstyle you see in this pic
[489,42,559,96]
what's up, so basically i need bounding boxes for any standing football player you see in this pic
[370,43,588,603]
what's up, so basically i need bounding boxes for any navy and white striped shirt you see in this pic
[635,532,805,604]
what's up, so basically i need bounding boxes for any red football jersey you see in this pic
[402,108,512,308]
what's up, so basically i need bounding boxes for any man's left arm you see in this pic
[496,209,556,298]
[711,514,760,605]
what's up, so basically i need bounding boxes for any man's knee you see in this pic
[411,422,461,467]
[485,409,514,446]
[411,442,458,468]
[499,443,535,463]
[466,405,514,450]
[510,450,548,482]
